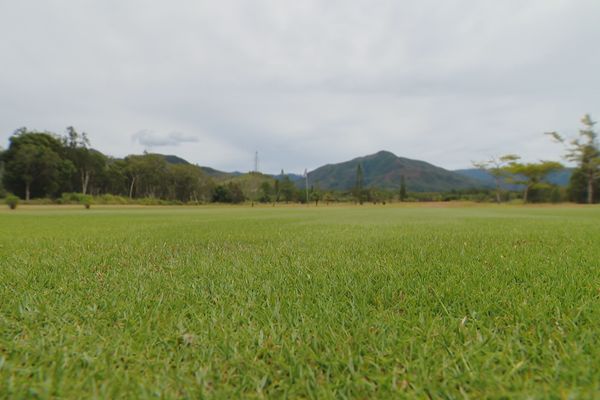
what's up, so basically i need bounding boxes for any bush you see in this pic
[59,192,94,208]
[6,194,19,210]
[81,195,93,209]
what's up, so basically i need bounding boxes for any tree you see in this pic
[310,184,321,206]
[227,182,245,203]
[354,163,365,204]
[547,114,600,204]
[212,185,231,203]
[472,154,520,203]
[399,174,407,202]
[124,153,169,198]
[168,163,212,203]
[97,158,129,196]
[273,179,280,203]
[62,127,106,195]
[124,155,144,199]
[259,181,273,203]
[505,160,563,203]
[567,168,600,203]
[2,129,72,200]
[232,172,269,205]
[279,175,296,203]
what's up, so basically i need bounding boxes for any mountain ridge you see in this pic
[305,150,486,192]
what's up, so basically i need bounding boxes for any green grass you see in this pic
[1,204,599,398]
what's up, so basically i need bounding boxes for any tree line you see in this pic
[0,127,326,204]
[471,114,599,204]
[1,114,599,205]
[0,127,217,203]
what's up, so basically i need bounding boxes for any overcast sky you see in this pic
[1,1,599,173]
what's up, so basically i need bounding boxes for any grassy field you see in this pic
[1,204,599,398]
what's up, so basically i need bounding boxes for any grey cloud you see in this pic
[1,0,599,173]
[131,130,199,147]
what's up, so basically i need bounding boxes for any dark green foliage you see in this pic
[99,159,130,196]
[548,114,600,204]
[228,182,245,203]
[354,164,364,204]
[505,161,563,203]
[568,168,600,203]
[274,178,281,202]
[160,154,190,165]
[399,175,407,201]
[2,129,75,200]
[278,175,296,203]
[549,186,563,203]
[168,163,214,203]
[259,181,273,203]
[309,185,321,206]
[212,182,245,203]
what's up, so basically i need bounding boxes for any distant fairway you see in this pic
[1,204,599,398]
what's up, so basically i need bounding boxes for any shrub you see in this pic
[6,194,19,210]
[81,195,93,209]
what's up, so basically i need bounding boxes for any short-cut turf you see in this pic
[1,205,599,398]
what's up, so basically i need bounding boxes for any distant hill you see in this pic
[306,150,485,192]
[152,154,190,165]
[199,166,243,180]
[454,168,573,188]
[149,154,242,180]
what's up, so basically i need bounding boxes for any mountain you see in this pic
[150,154,242,180]
[160,154,190,165]
[454,168,573,188]
[306,151,486,192]
[199,166,243,180]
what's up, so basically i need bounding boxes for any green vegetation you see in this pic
[505,159,563,204]
[472,154,520,203]
[4,193,19,209]
[1,205,599,397]
[308,150,481,192]
[548,114,600,204]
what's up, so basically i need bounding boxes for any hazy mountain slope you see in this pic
[454,168,573,188]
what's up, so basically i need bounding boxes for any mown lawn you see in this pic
[1,204,599,398]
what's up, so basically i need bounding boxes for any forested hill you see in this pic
[160,154,190,165]
[153,154,241,179]
[306,150,485,192]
